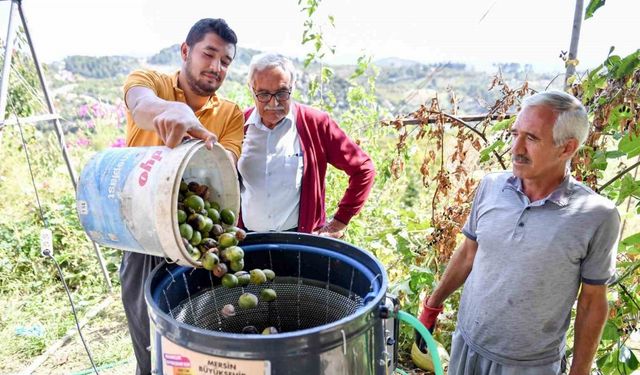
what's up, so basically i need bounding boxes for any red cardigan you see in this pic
[239,103,375,233]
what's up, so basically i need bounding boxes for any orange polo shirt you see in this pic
[123,70,243,158]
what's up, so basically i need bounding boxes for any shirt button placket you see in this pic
[513,207,528,240]
[265,132,271,213]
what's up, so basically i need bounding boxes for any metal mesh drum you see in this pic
[146,232,395,375]
[168,277,364,334]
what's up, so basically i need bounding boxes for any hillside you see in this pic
[46,46,564,129]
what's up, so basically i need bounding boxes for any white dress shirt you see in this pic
[238,107,303,231]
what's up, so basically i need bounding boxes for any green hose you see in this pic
[395,310,445,375]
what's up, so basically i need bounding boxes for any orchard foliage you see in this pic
[385,49,640,373]
[297,1,639,373]
[0,1,636,373]
[0,28,44,119]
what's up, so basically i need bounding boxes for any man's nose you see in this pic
[511,134,524,153]
[210,58,221,72]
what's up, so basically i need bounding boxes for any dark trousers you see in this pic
[120,251,163,375]
[448,329,564,375]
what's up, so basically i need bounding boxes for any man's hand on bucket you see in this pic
[153,103,218,149]
[314,219,346,239]
[185,126,218,150]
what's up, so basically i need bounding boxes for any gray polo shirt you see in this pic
[458,172,619,366]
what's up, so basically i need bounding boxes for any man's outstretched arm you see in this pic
[126,86,218,149]
[569,283,608,375]
[427,236,478,307]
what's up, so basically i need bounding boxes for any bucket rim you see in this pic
[165,140,240,267]
[145,232,389,356]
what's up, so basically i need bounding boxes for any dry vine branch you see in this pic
[380,75,536,261]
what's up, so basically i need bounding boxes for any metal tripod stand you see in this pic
[0,0,112,291]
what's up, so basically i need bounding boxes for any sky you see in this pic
[1,0,637,73]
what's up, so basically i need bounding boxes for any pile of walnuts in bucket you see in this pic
[177,179,278,333]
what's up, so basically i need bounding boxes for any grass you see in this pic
[0,284,133,374]
[2,287,433,375]
[0,124,129,373]
[30,293,135,375]
[1,93,638,374]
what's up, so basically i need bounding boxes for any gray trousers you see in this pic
[120,252,163,375]
[448,330,565,375]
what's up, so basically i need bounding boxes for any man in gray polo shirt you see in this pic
[413,91,619,375]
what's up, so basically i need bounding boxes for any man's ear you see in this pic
[180,42,189,62]
[562,138,579,159]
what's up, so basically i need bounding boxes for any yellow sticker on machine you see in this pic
[161,336,271,375]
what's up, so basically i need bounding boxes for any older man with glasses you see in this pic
[237,53,375,238]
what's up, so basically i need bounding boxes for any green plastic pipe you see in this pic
[395,310,445,375]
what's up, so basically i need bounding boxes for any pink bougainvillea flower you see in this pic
[77,104,89,118]
[76,137,91,148]
[110,138,126,148]
[116,102,125,116]
[91,102,106,118]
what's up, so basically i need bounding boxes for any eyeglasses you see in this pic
[252,89,291,103]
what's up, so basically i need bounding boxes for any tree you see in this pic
[0,28,43,120]
[565,0,584,89]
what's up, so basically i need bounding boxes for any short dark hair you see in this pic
[186,18,237,57]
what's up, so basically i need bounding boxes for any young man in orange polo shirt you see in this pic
[121,18,243,375]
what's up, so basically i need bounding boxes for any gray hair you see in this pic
[247,53,297,87]
[522,90,589,149]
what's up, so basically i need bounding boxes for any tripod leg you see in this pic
[0,0,19,126]
[10,0,113,292]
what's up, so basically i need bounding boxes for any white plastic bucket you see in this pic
[76,140,239,266]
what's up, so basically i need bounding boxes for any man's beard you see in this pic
[184,54,221,96]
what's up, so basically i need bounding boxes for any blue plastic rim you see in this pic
[152,235,385,304]
[145,233,398,374]
[147,232,389,338]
